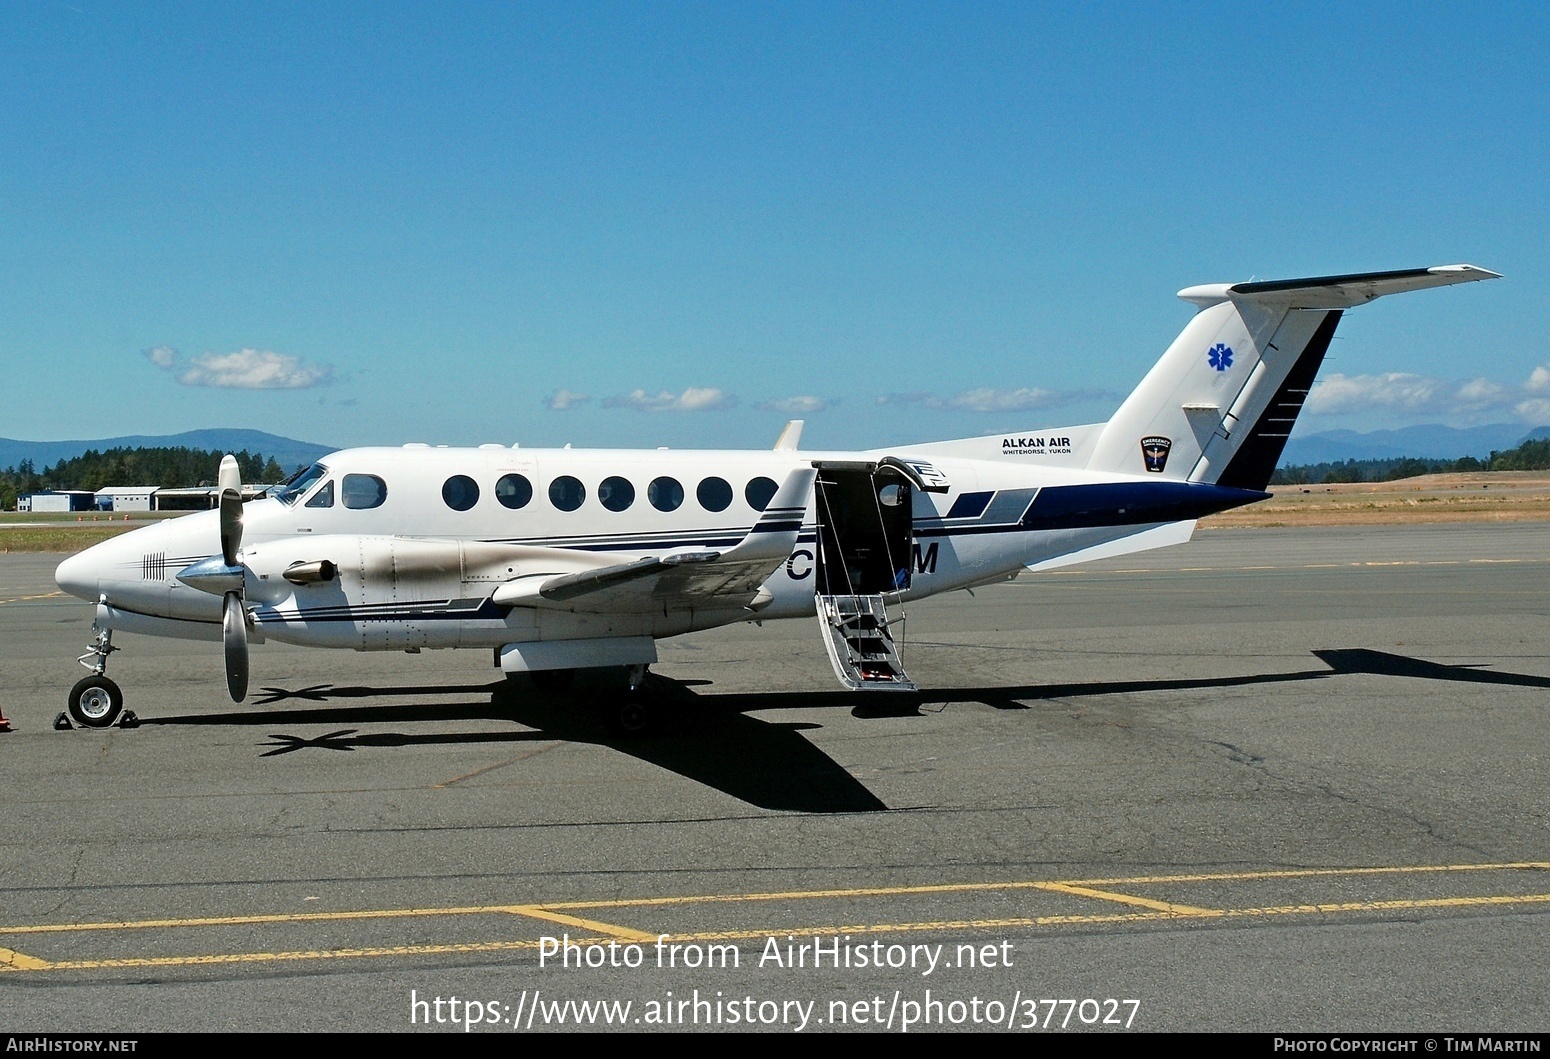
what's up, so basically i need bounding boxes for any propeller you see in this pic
[217,455,248,702]
[176,455,250,702]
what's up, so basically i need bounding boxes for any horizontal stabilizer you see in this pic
[1179,264,1500,309]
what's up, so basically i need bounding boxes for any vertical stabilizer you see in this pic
[1086,265,1499,490]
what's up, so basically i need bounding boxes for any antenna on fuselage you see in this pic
[774,420,804,451]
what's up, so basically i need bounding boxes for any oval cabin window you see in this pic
[549,476,585,511]
[442,475,480,511]
[648,477,684,512]
[697,477,733,512]
[496,473,533,509]
[744,477,779,511]
[598,476,635,512]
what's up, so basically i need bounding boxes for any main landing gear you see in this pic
[65,625,131,729]
[607,664,657,736]
[512,663,662,736]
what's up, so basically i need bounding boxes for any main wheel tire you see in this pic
[68,675,123,729]
[609,695,656,737]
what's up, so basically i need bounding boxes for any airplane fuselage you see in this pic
[54,442,1256,653]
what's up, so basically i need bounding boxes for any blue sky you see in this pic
[1,2,1544,451]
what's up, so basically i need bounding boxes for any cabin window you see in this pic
[277,463,328,506]
[598,476,635,512]
[549,475,585,511]
[697,476,733,512]
[304,480,334,508]
[342,474,388,510]
[744,477,779,511]
[648,477,683,512]
[496,473,533,510]
[442,475,480,511]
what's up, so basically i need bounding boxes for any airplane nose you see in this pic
[55,550,101,602]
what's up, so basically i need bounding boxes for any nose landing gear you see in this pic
[67,625,124,729]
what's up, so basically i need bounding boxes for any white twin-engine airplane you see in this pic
[55,265,1498,731]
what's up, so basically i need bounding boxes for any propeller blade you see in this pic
[223,591,249,702]
[218,454,244,568]
[217,454,242,494]
[219,489,243,568]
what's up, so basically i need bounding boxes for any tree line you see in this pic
[1271,437,1550,485]
[1,447,290,510]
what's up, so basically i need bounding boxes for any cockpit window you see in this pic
[304,480,335,508]
[342,474,388,510]
[276,463,328,506]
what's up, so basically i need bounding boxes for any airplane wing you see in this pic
[490,467,816,614]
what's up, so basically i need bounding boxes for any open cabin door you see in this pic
[811,458,946,692]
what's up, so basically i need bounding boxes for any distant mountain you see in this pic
[0,430,337,477]
[1282,424,1550,465]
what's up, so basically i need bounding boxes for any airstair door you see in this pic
[812,464,916,691]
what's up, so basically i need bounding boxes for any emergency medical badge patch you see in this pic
[1141,436,1172,473]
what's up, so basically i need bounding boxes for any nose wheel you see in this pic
[66,623,128,729]
[67,675,123,729]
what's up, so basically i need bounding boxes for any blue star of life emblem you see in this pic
[1207,343,1234,371]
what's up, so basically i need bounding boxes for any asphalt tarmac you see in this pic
[1,522,1547,1033]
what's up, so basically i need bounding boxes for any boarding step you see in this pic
[816,593,916,692]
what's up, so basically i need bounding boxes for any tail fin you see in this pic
[1086,265,1499,488]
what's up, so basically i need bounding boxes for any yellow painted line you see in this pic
[0,946,50,970]
[543,880,1067,911]
[0,591,64,605]
[0,904,538,935]
[13,893,1550,973]
[6,862,1545,940]
[540,860,1550,912]
[0,901,655,947]
[1035,881,1219,916]
[1056,861,1550,888]
[13,940,550,972]
[503,905,658,943]
[1224,894,1550,918]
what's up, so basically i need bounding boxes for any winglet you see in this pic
[724,466,815,561]
[774,420,804,451]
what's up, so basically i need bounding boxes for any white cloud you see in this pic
[1306,372,1446,415]
[759,395,830,413]
[146,346,333,389]
[942,387,1060,413]
[545,389,592,411]
[143,344,177,368]
[1515,398,1550,423]
[1307,367,1550,423]
[877,386,1102,412]
[602,387,736,412]
[876,392,935,406]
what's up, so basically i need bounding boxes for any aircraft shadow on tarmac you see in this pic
[141,649,1547,813]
